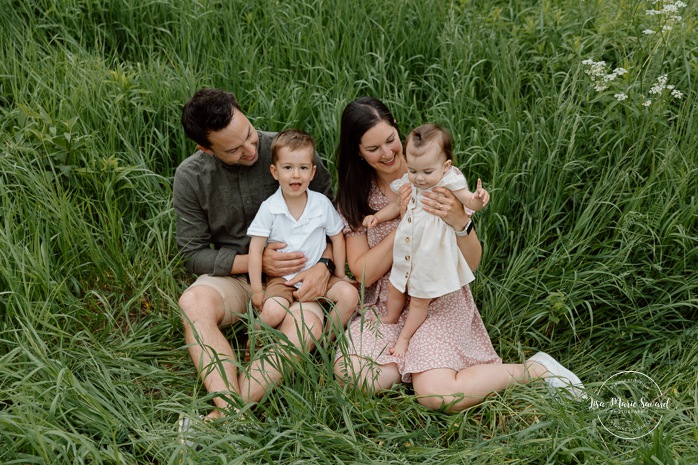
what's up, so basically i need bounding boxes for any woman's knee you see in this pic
[412,371,480,412]
[333,356,352,385]
[413,371,459,411]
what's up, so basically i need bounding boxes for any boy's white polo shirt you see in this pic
[247,188,343,284]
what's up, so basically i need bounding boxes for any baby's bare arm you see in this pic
[370,202,400,225]
[453,179,489,212]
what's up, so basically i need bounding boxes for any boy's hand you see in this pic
[470,178,490,211]
[252,291,264,311]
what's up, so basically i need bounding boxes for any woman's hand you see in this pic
[421,187,470,231]
[398,183,412,218]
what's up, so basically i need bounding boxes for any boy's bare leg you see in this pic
[324,281,359,339]
[238,301,324,403]
[246,296,291,363]
[259,297,290,328]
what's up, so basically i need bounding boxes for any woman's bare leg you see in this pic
[334,355,401,394]
[412,362,547,412]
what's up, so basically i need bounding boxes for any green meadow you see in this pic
[1,0,696,463]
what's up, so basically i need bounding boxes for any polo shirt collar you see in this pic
[267,188,323,222]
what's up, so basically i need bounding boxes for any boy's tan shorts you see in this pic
[187,274,324,322]
[264,275,344,308]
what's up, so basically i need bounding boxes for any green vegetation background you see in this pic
[1,0,695,463]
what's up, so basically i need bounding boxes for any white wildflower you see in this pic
[643,29,656,35]
[614,68,628,76]
[643,100,652,107]
[671,89,683,99]
[662,25,673,33]
[614,93,628,101]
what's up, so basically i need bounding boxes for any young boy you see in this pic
[247,129,358,337]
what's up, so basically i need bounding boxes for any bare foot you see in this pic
[244,339,263,363]
[389,338,409,356]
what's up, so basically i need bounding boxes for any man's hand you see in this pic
[286,262,331,302]
[262,242,307,278]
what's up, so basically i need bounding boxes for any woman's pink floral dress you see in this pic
[335,182,501,383]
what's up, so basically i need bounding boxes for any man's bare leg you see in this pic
[179,285,244,419]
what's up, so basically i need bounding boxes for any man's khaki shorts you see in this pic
[187,274,324,323]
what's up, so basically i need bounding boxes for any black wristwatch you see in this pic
[318,258,336,275]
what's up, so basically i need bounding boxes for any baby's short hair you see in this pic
[271,129,316,164]
[405,123,454,162]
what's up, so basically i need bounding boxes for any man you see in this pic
[174,88,334,420]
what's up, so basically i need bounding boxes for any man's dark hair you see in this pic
[181,88,241,149]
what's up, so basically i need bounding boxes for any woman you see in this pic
[333,97,584,412]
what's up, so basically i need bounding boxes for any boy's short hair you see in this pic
[405,123,454,162]
[181,88,241,150]
[271,129,316,164]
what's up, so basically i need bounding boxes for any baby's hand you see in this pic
[470,178,490,211]
[362,215,379,228]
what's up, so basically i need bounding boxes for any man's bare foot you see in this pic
[204,408,225,421]
[244,338,264,363]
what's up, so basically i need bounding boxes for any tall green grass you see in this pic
[1,0,696,463]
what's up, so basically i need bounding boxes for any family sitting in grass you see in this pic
[173,88,585,436]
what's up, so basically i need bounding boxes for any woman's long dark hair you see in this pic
[335,97,400,229]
